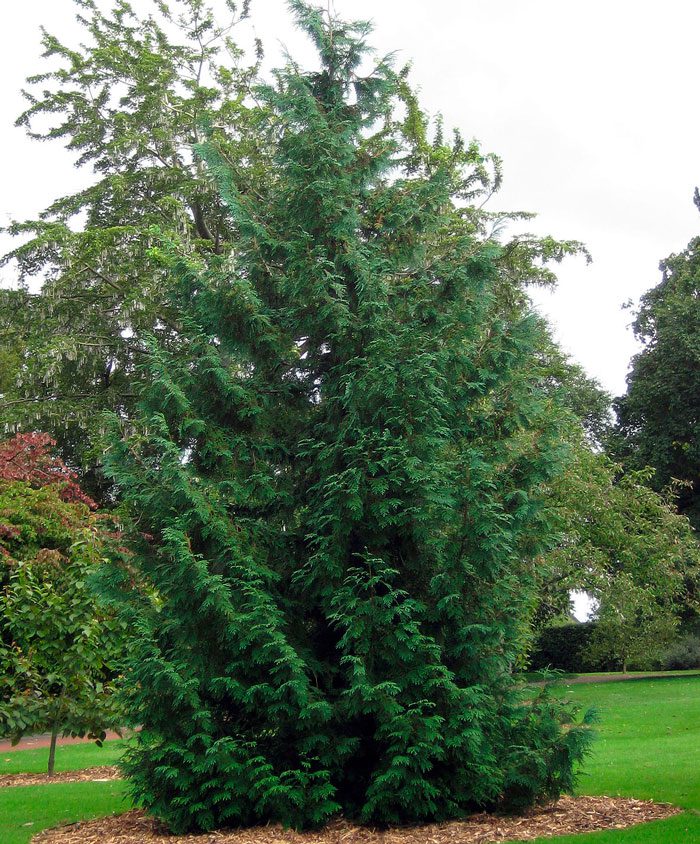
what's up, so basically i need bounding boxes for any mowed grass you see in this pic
[0,741,128,844]
[0,780,129,844]
[1,676,699,843]
[0,739,125,776]
[520,674,700,843]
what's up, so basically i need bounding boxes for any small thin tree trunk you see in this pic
[47,725,59,777]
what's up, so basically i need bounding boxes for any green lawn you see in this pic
[0,742,128,844]
[0,739,124,776]
[0,781,129,844]
[1,675,699,843]
[520,674,700,843]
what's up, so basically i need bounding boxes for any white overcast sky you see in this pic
[2,0,700,397]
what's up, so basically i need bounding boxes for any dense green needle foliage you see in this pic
[100,2,593,832]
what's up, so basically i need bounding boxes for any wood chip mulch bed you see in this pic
[0,765,121,788]
[32,796,680,844]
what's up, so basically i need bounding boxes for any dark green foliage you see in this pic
[663,635,700,670]
[612,191,700,530]
[100,2,593,831]
[529,623,601,674]
[499,685,598,811]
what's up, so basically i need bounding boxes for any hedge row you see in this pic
[528,622,605,673]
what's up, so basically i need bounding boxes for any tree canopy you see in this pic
[0,433,124,774]
[0,0,263,500]
[612,190,700,530]
[536,437,700,646]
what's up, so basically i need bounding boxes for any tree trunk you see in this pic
[47,725,59,777]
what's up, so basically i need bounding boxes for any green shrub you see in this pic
[663,635,700,670]
[529,623,604,673]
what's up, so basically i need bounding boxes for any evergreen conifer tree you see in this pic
[102,2,592,832]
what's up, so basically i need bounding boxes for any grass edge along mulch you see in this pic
[31,796,681,844]
[0,767,121,788]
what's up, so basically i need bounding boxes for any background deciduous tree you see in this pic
[587,573,678,673]
[612,190,700,530]
[535,438,700,663]
[0,433,124,774]
[0,0,264,501]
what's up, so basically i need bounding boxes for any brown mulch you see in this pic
[0,765,121,788]
[32,796,680,844]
